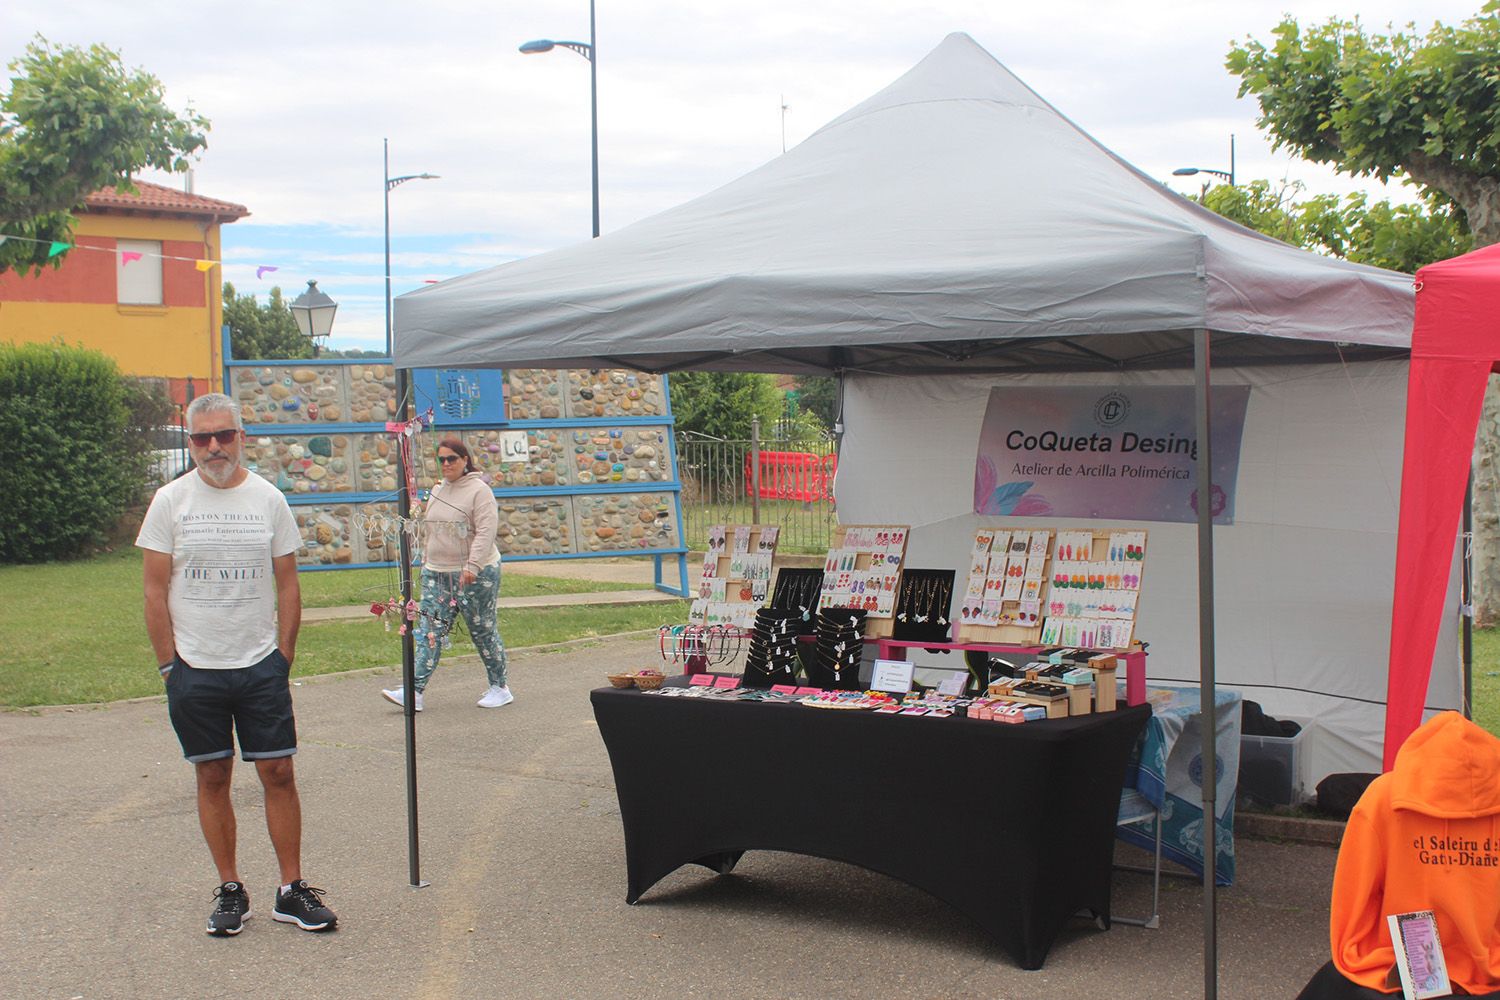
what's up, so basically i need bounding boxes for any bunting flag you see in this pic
[0,229,451,286]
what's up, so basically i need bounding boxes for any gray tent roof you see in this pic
[395,33,1414,376]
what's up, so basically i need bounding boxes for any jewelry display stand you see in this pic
[817,523,909,639]
[955,527,1054,646]
[891,569,956,644]
[690,524,780,628]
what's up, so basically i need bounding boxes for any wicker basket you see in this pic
[632,672,665,691]
[606,673,636,689]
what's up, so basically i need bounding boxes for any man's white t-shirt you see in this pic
[136,472,302,670]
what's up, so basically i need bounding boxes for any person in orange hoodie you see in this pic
[1300,711,1500,998]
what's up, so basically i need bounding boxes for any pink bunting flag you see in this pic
[120,251,143,264]
[256,265,278,279]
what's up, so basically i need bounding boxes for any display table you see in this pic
[1118,684,1242,885]
[591,685,1150,969]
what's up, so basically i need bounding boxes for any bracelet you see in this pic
[159,661,174,675]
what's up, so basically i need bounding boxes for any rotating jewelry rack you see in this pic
[658,623,750,673]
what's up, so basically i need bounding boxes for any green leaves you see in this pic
[1227,9,1500,243]
[224,283,316,361]
[0,36,209,275]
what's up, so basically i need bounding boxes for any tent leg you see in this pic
[1194,329,1218,1000]
[1464,470,1474,718]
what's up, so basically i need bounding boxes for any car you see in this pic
[147,424,194,484]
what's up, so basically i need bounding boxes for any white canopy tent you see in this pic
[397,33,1463,994]
[396,32,1457,778]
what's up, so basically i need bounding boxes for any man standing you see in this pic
[138,392,338,936]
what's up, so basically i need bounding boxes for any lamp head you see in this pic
[1172,167,1200,177]
[519,39,555,54]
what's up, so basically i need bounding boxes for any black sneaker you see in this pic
[207,881,251,936]
[272,880,338,932]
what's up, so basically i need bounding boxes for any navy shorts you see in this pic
[164,649,298,764]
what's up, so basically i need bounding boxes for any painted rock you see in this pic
[288,443,305,460]
[282,399,301,411]
[308,436,332,457]
[307,403,319,420]
[305,465,327,482]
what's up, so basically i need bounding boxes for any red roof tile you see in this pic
[83,180,250,222]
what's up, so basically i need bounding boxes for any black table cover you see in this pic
[591,686,1149,969]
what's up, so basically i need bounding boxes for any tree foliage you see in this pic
[0,37,208,275]
[1226,6,1500,244]
[670,372,784,440]
[0,342,144,562]
[1199,180,1472,273]
[224,283,314,360]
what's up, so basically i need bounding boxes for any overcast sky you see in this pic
[3,1,1481,351]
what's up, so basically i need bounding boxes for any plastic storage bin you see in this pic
[1239,727,1305,806]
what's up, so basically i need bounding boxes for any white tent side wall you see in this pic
[837,360,1462,782]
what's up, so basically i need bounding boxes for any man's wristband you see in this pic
[158,660,175,676]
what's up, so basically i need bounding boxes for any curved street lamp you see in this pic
[383,138,440,356]
[1173,134,1236,188]
[520,0,599,238]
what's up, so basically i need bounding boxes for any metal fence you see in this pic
[676,421,838,554]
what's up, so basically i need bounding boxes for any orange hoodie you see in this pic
[1329,711,1500,993]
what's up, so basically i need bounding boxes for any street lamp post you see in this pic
[1172,134,1236,187]
[520,0,599,238]
[383,138,440,357]
[288,279,337,357]
[383,138,437,891]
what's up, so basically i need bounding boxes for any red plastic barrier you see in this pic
[744,451,837,502]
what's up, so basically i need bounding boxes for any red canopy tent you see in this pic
[1385,243,1500,769]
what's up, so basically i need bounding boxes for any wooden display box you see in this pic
[1088,653,1117,711]
[821,523,909,638]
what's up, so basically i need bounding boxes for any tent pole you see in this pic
[1194,328,1218,1000]
[1464,469,1474,718]
[394,365,427,888]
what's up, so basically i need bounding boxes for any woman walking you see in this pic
[381,437,512,712]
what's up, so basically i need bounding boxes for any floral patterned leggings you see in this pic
[412,564,509,693]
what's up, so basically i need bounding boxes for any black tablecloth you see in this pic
[591,687,1149,969]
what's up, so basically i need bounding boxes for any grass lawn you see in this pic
[0,548,686,708]
[1469,627,1500,736]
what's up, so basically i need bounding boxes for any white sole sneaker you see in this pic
[477,687,514,709]
[381,688,422,711]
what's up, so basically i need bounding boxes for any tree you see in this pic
[1227,6,1500,619]
[0,37,208,275]
[792,375,839,431]
[1226,7,1500,244]
[670,371,783,440]
[1198,180,1472,274]
[223,283,314,360]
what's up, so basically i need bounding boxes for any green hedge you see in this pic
[0,342,144,563]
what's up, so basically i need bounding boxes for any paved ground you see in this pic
[2,632,1341,1000]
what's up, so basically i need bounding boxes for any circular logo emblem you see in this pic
[1094,391,1131,428]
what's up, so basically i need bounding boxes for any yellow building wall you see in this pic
[0,214,225,381]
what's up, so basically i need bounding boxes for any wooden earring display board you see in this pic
[956,526,1147,650]
[689,524,780,629]
[818,523,909,638]
[955,527,1054,645]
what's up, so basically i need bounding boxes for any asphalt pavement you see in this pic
[2,630,1343,1000]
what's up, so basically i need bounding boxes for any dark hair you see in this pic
[436,436,478,474]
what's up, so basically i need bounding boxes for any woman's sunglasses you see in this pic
[189,430,240,447]
[438,454,464,464]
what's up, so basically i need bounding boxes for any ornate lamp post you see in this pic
[288,279,337,356]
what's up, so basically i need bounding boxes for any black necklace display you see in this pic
[891,568,956,643]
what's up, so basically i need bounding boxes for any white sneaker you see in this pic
[477,685,514,709]
[381,686,423,712]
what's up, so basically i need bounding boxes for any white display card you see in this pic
[870,659,916,693]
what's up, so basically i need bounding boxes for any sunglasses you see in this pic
[438,454,464,464]
[189,429,240,447]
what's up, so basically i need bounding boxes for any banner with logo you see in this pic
[973,385,1252,524]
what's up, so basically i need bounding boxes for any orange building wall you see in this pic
[0,214,223,380]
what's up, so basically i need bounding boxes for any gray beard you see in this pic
[197,456,240,487]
